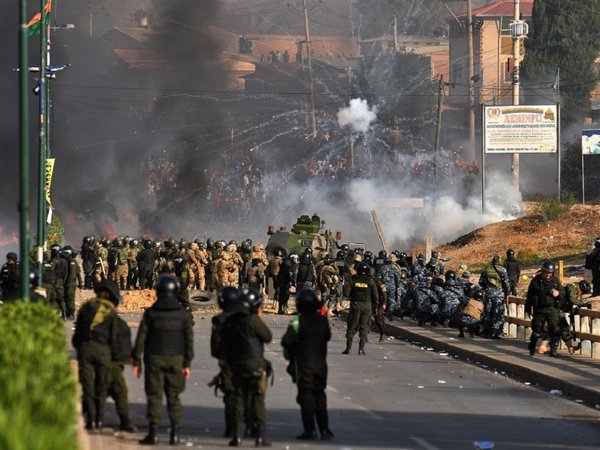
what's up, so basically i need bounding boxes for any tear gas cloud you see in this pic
[337,99,378,134]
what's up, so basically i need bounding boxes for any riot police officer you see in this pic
[526,261,564,357]
[342,262,379,355]
[133,274,195,445]
[222,287,272,447]
[210,287,240,438]
[281,289,334,441]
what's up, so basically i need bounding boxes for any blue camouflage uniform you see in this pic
[479,258,510,338]
[377,264,400,317]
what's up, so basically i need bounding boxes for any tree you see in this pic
[522,0,600,124]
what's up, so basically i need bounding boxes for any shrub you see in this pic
[0,302,77,450]
[534,195,575,222]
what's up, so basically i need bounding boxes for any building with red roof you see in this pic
[448,0,534,106]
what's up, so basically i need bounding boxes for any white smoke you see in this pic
[337,98,378,134]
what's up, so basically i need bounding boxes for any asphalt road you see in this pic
[82,312,600,450]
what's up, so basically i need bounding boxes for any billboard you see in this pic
[484,105,558,154]
[581,129,600,155]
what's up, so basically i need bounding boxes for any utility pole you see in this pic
[303,0,317,138]
[393,14,398,51]
[89,0,93,39]
[434,75,445,185]
[511,0,521,190]
[37,0,48,283]
[19,0,31,301]
[467,0,476,161]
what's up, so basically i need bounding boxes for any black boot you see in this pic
[358,340,366,355]
[118,414,137,432]
[255,436,272,447]
[549,339,560,358]
[139,424,158,445]
[321,428,334,440]
[296,430,317,440]
[528,336,538,356]
[228,436,242,447]
[84,411,94,431]
[169,424,180,445]
[458,327,465,338]
[378,333,384,342]
[341,339,352,355]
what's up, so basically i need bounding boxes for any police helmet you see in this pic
[323,255,334,265]
[172,255,184,268]
[206,238,215,249]
[143,239,152,249]
[60,246,74,259]
[384,256,392,265]
[50,244,61,258]
[273,249,284,257]
[304,247,313,255]
[364,250,373,260]
[472,288,484,301]
[445,270,457,282]
[506,249,515,259]
[417,253,425,262]
[300,253,311,264]
[541,260,556,274]
[179,239,189,249]
[115,238,124,248]
[239,287,262,313]
[217,287,239,311]
[216,240,226,249]
[241,241,252,252]
[95,279,122,305]
[355,247,364,255]
[431,251,439,259]
[83,235,92,244]
[340,244,349,252]
[29,267,39,288]
[155,273,180,298]
[356,262,370,275]
[579,280,592,295]
[6,252,18,262]
[132,239,139,247]
[336,250,346,260]
[378,250,387,259]
[296,289,321,313]
[289,253,299,263]
[123,235,131,245]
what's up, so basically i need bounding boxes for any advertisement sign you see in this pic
[581,130,600,155]
[484,105,558,153]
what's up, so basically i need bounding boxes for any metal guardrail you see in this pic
[504,296,600,359]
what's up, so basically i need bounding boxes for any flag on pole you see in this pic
[552,68,560,91]
[27,0,52,38]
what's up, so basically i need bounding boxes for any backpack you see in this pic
[113,317,133,363]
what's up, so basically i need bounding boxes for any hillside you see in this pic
[437,203,600,270]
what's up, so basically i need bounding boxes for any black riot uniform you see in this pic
[526,261,564,357]
[281,289,334,441]
[222,288,272,447]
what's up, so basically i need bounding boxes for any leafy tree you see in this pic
[522,0,600,124]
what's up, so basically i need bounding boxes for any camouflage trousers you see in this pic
[482,288,505,337]
[116,264,129,290]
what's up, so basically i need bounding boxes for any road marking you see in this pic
[328,384,384,420]
[410,435,441,450]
